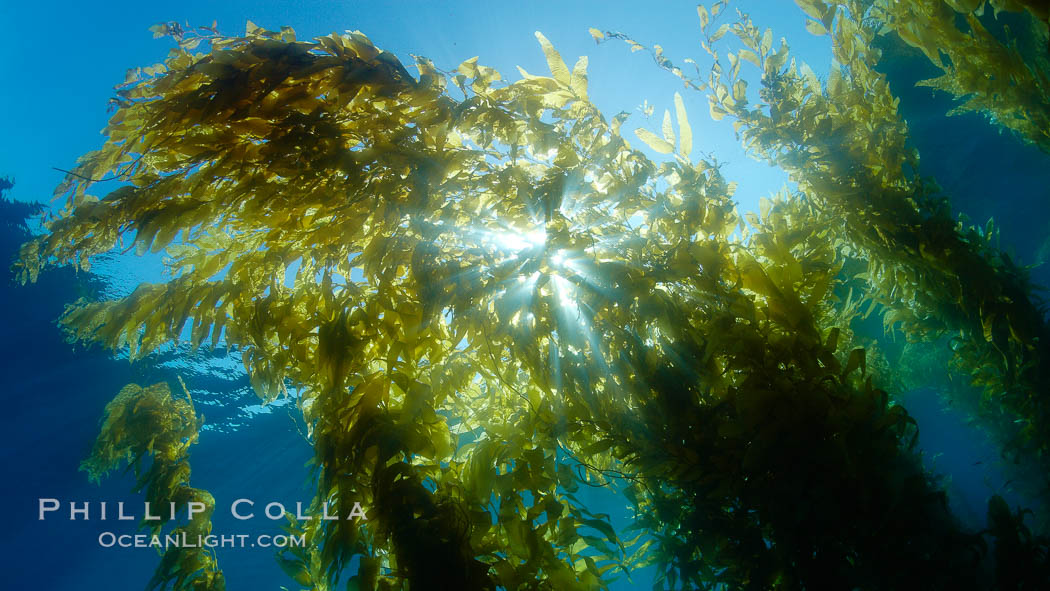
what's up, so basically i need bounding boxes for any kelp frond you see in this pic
[83,381,223,591]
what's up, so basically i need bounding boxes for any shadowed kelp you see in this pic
[604,0,1050,525]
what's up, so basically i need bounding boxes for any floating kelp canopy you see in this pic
[16,1,1050,589]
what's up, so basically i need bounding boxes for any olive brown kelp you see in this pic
[82,381,224,591]
[605,0,1050,512]
[604,192,985,589]
[801,0,1050,503]
[14,16,1049,591]
[870,0,1050,154]
[20,24,629,590]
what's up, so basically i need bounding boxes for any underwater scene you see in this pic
[3,0,1050,589]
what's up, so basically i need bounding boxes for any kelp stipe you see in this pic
[986,494,1050,589]
[82,381,224,591]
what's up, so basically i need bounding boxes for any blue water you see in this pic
[0,244,313,588]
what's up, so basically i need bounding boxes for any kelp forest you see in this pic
[12,0,1050,589]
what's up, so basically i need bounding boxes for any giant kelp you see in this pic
[605,0,1050,516]
[604,192,986,589]
[82,381,224,591]
[22,23,635,590]
[872,0,1050,153]
[14,10,1050,591]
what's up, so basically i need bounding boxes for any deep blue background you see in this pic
[0,217,316,588]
